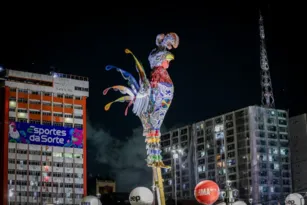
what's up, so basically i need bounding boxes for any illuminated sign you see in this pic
[8,122,83,148]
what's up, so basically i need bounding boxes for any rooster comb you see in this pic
[148,32,179,69]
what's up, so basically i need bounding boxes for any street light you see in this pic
[9,188,14,205]
[96,193,101,205]
[171,147,183,205]
[220,180,240,205]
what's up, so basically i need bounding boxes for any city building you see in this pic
[96,179,116,195]
[289,113,307,192]
[160,125,195,200]
[161,105,292,205]
[0,69,89,205]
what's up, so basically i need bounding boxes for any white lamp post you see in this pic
[96,193,101,205]
[9,188,14,205]
[220,180,239,205]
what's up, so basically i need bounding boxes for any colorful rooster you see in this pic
[103,33,179,168]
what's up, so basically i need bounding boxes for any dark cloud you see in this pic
[87,121,170,192]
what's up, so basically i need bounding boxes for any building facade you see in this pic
[0,69,89,205]
[160,125,195,200]
[96,179,116,195]
[161,105,292,205]
[289,113,307,192]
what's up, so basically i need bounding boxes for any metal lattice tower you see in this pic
[259,12,275,108]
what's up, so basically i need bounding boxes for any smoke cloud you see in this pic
[87,120,161,192]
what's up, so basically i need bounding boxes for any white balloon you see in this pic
[233,201,247,205]
[285,193,305,205]
[81,195,102,205]
[129,187,154,205]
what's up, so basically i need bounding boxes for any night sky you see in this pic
[1,4,306,191]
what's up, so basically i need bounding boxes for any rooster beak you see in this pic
[165,53,174,61]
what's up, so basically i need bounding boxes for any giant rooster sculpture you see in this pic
[103,33,179,168]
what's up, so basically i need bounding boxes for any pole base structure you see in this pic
[153,167,166,205]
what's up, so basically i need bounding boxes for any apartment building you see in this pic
[161,105,292,205]
[0,69,89,205]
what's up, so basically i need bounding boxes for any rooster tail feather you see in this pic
[105,65,140,93]
[124,49,147,82]
[104,96,133,114]
[124,100,134,116]
[103,85,135,97]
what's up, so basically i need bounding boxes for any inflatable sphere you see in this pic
[285,193,305,205]
[233,201,247,205]
[194,180,220,205]
[80,195,102,205]
[129,187,154,205]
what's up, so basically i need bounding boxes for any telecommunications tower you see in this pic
[259,11,275,108]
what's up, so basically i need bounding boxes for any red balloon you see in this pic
[194,180,220,205]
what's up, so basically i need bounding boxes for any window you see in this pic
[30,91,39,95]
[64,104,73,108]
[74,105,82,109]
[42,112,51,116]
[53,122,62,127]
[53,113,62,117]
[64,123,73,128]
[30,120,40,124]
[53,103,62,108]
[65,95,73,99]
[44,92,52,96]
[18,98,27,103]
[18,89,28,93]
[180,128,187,135]
[42,102,51,106]
[74,124,83,129]
[30,100,41,104]
[29,111,41,115]
[74,115,83,119]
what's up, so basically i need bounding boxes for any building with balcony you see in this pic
[0,69,89,205]
[161,105,292,205]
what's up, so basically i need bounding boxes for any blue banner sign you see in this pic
[8,122,83,148]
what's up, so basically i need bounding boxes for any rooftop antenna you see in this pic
[259,10,275,108]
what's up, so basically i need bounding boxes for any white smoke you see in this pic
[87,121,162,191]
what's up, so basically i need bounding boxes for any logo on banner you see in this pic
[8,122,83,148]
[27,126,67,144]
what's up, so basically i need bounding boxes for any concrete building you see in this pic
[0,69,89,205]
[289,113,307,192]
[96,179,116,195]
[161,105,292,205]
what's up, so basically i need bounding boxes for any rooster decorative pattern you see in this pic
[103,33,179,168]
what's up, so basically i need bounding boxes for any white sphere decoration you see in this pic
[216,202,226,205]
[129,187,154,205]
[233,201,247,205]
[80,195,102,205]
[285,193,305,205]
